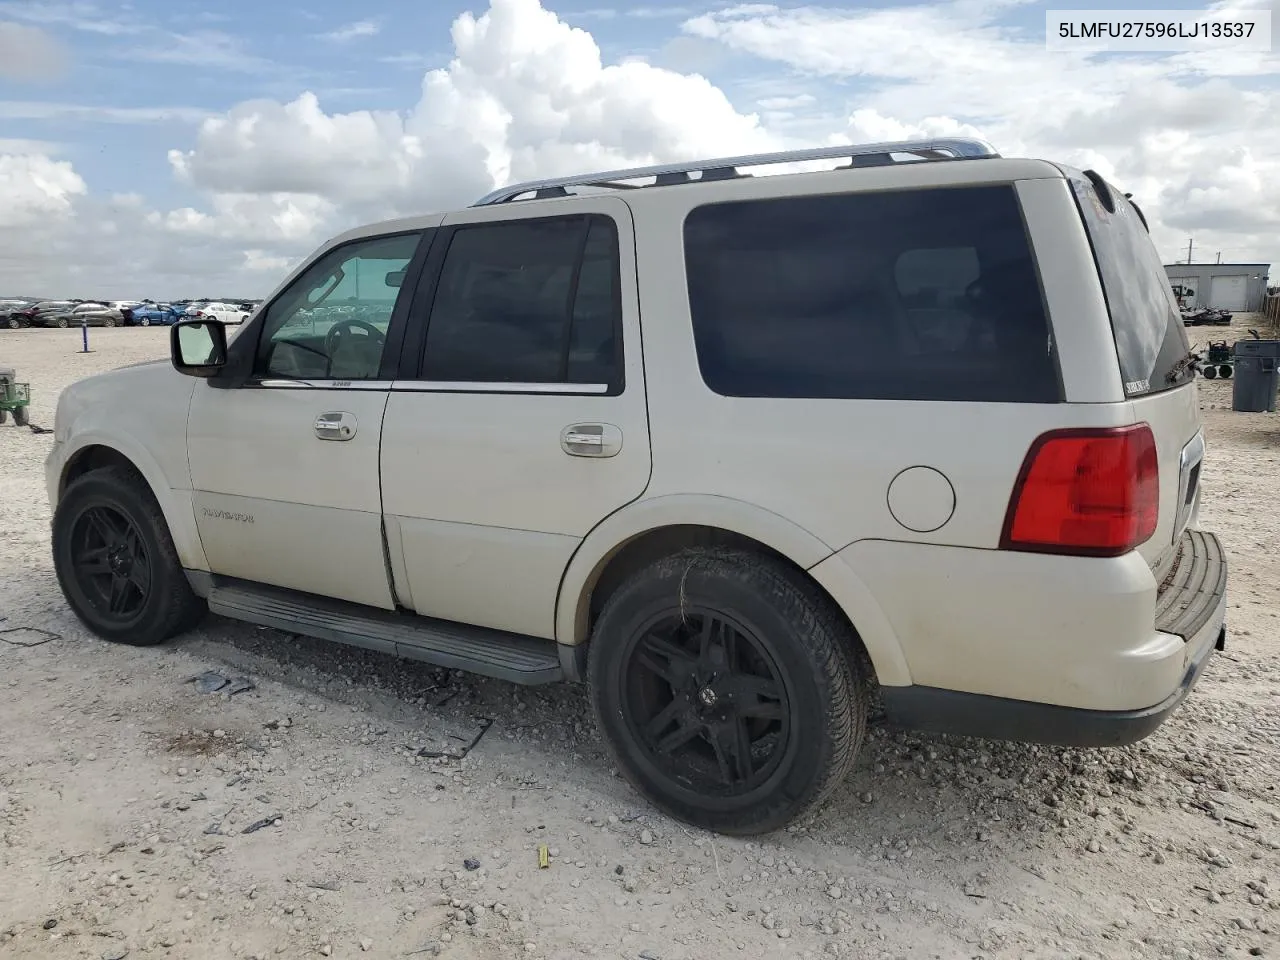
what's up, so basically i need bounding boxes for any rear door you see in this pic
[1064,170,1203,567]
[380,197,651,638]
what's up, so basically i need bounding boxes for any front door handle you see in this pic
[315,411,357,441]
[561,423,622,458]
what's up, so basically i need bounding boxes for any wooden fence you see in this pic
[1264,294,1280,330]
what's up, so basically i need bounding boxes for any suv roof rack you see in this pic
[472,137,999,207]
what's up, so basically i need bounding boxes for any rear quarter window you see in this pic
[683,185,1059,402]
[1066,172,1192,396]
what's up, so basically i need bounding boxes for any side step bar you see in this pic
[206,579,563,685]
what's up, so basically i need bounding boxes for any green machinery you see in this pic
[0,365,31,427]
[1199,341,1234,380]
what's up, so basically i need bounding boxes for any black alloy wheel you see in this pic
[68,503,152,623]
[589,549,866,835]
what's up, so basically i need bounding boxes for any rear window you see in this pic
[683,185,1059,402]
[1067,173,1192,396]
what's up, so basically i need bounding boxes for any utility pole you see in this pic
[1216,251,1221,264]
[1186,238,1194,264]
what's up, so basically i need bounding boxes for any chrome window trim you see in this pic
[390,381,610,395]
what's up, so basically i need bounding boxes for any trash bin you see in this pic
[1231,339,1280,413]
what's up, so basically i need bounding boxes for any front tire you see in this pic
[588,549,866,835]
[12,405,27,427]
[52,466,206,645]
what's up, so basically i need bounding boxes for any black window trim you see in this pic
[1062,168,1193,398]
[395,211,626,397]
[209,227,436,391]
[680,182,1065,404]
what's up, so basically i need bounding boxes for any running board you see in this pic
[206,580,563,685]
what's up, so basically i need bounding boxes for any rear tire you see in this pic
[52,466,206,646]
[0,409,7,424]
[1219,365,1233,379]
[588,548,866,835]
[56,317,68,328]
[1202,366,1217,379]
[12,406,27,427]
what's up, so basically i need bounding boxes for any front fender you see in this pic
[53,430,209,572]
[50,367,208,572]
[553,493,912,686]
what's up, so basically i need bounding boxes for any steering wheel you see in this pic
[324,318,385,357]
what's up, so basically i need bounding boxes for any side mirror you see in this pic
[170,320,228,378]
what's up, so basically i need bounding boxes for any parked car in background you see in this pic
[43,303,128,328]
[186,301,250,325]
[127,303,183,326]
[1,298,39,328]
[25,301,77,327]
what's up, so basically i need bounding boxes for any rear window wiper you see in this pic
[1167,350,1200,383]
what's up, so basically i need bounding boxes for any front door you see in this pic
[187,229,429,608]
[380,198,652,637]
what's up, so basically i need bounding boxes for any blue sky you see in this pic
[1,0,1276,296]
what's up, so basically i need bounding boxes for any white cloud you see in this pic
[1,0,1276,297]
[0,101,210,124]
[0,153,85,227]
[681,1,1280,266]
[320,19,381,42]
[0,21,68,81]
[168,0,780,223]
[0,2,143,36]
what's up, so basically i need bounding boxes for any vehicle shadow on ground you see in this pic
[180,611,1094,863]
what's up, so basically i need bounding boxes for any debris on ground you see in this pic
[186,670,255,696]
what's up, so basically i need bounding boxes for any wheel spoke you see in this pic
[654,716,703,755]
[84,507,118,545]
[709,719,755,786]
[123,524,143,561]
[107,575,131,614]
[643,696,685,741]
[696,615,717,663]
[636,632,694,686]
[127,558,151,594]
[75,546,112,577]
[721,673,784,719]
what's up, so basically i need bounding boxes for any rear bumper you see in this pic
[881,530,1227,747]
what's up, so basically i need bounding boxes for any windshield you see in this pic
[1066,170,1192,396]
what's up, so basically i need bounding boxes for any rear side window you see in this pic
[683,185,1058,402]
[1067,173,1192,396]
[422,214,621,388]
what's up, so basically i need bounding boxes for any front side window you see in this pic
[421,214,622,388]
[684,185,1058,403]
[255,232,422,381]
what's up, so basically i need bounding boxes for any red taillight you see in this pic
[1001,424,1159,557]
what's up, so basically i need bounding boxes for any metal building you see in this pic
[1164,262,1271,312]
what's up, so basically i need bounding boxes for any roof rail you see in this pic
[472,138,999,206]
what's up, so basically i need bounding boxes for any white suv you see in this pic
[46,139,1227,834]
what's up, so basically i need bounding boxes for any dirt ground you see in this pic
[1,319,1277,960]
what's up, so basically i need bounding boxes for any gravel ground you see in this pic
[1,322,1278,960]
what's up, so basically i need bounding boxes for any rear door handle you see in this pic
[561,423,622,458]
[315,411,357,441]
